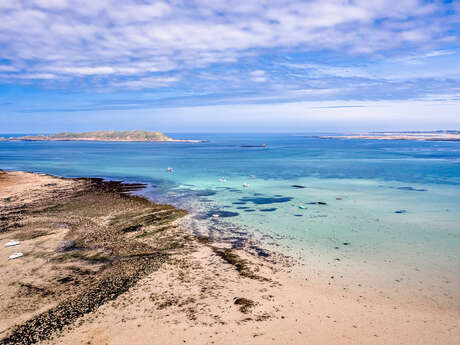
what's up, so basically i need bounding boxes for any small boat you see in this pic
[212,214,220,218]
[242,183,249,188]
[219,178,227,182]
[249,174,256,178]
[298,205,307,209]
[167,167,174,173]
[8,252,23,260]
[5,240,19,247]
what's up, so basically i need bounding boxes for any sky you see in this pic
[0,0,459,133]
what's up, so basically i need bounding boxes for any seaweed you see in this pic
[234,297,256,313]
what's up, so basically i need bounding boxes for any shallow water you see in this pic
[1,133,459,303]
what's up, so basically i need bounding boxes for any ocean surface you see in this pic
[1,133,459,303]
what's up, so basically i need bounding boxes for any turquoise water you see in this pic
[1,134,459,301]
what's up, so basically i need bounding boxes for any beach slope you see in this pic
[0,171,458,345]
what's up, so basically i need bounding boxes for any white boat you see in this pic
[219,178,227,182]
[5,240,20,247]
[242,183,249,188]
[212,214,220,218]
[249,174,256,178]
[8,252,23,260]
[167,167,174,173]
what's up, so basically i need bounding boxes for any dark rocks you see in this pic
[58,240,76,252]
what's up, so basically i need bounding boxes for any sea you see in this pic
[1,133,459,305]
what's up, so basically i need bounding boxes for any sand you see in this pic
[0,171,459,345]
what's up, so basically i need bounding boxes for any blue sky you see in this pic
[1,0,459,132]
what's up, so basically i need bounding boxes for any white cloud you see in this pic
[51,66,142,75]
[34,0,69,9]
[250,70,267,82]
[114,76,180,89]
[290,88,347,95]
[16,73,59,79]
[0,65,18,72]
[0,0,457,88]
[283,63,371,78]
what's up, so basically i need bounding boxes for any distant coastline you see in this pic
[316,130,460,142]
[0,130,205,143]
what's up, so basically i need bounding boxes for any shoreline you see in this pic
[1,171,459,345]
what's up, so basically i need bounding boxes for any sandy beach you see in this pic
[0,171,459,345]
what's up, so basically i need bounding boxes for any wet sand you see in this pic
[0,171,459,345]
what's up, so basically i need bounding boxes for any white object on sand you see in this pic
[5,240,20,247]
[8,252,23,260]
[242,183,249,188]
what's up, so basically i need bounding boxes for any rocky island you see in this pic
[0,130,204,143]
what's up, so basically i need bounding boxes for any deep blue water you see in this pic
[1,133,459,185]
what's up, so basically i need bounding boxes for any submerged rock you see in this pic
[239,196,293,205]
[397,186,427,192]
[209,211,240,218]
[394,209,407,214]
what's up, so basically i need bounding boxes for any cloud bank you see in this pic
[0,1,458,86]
